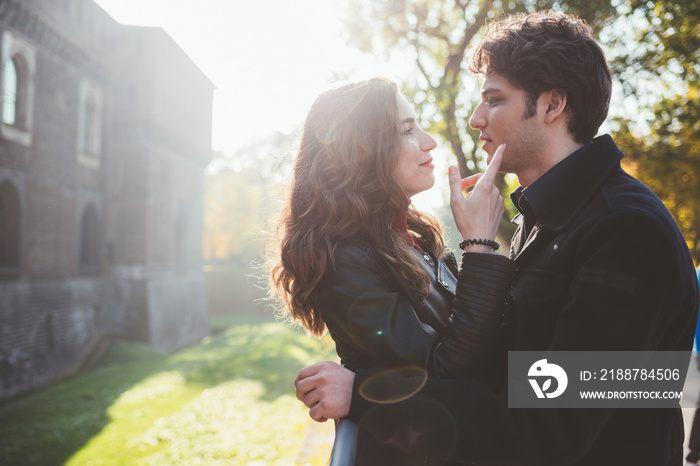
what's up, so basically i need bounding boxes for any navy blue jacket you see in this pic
[348,135,700,465]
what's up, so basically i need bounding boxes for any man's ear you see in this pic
[542,89,567,123]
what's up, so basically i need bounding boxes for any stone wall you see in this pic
[0,0,214,400]
[0,277,123,399]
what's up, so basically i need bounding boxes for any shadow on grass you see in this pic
[170,320,332,401]
[0,313,335,465]
[0,342,166,466]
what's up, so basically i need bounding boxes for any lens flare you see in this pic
[315,127,336,145]
[358,366,428,404]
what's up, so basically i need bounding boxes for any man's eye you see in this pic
[487,98,500,105]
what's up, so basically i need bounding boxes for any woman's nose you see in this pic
[421,132,437,151]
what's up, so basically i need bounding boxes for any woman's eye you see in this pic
[403,127,414,135]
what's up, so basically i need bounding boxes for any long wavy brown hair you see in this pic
[269,78,445,336]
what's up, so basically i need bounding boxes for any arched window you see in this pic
[2,56,21,126]
[0,180,21,269]
[80,204,100,271]
[1,32,35,147]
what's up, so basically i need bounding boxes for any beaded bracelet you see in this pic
[459,238,500,251]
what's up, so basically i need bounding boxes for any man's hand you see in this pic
[294,361,355,422]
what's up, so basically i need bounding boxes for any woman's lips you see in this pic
[419,158,434,168]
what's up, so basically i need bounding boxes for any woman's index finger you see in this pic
[477,144,505,186]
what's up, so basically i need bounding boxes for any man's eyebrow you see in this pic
[481,87,501,95]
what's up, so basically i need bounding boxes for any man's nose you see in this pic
[469,103,485,129]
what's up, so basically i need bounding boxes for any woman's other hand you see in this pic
[448,144,505,253]
[294,361,355,422]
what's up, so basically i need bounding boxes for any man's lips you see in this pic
[419,158,434,168]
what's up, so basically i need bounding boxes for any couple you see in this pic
[270,11,699,466]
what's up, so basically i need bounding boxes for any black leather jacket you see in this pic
[316,241,516,379]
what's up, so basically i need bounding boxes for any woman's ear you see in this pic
[542,89,567,123]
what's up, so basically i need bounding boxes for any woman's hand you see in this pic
[448,144,505,253]
[294,361,355,422]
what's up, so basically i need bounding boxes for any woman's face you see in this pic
[393,94,438,198]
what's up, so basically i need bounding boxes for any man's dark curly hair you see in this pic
[469,11,612,143]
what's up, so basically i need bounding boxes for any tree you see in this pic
[203,133,294,262]
[343,0,617,239]
[607,1,700,94]
[608,0,700,255]
[344,0,616,177]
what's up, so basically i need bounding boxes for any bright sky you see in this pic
[93,0,415,156]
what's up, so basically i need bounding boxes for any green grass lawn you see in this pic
[0,313,337,465]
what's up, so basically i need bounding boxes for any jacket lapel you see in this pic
[513,225,546,263]
[510,213,525,259]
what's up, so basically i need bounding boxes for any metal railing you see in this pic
[329,418,358,466]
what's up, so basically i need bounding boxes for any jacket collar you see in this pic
[525,134,623,234]
[509,134,623,261]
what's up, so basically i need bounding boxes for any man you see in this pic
[295,11,699,465]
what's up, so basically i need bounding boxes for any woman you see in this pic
[270,78,514,462]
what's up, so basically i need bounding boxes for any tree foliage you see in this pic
[203,134,293,262]
[344,0,616,177]
[608,1,700,91]
[610,0,700,255]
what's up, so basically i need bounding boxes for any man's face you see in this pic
[469,71,544,179]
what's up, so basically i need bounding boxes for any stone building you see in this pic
[0,0,213,400]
